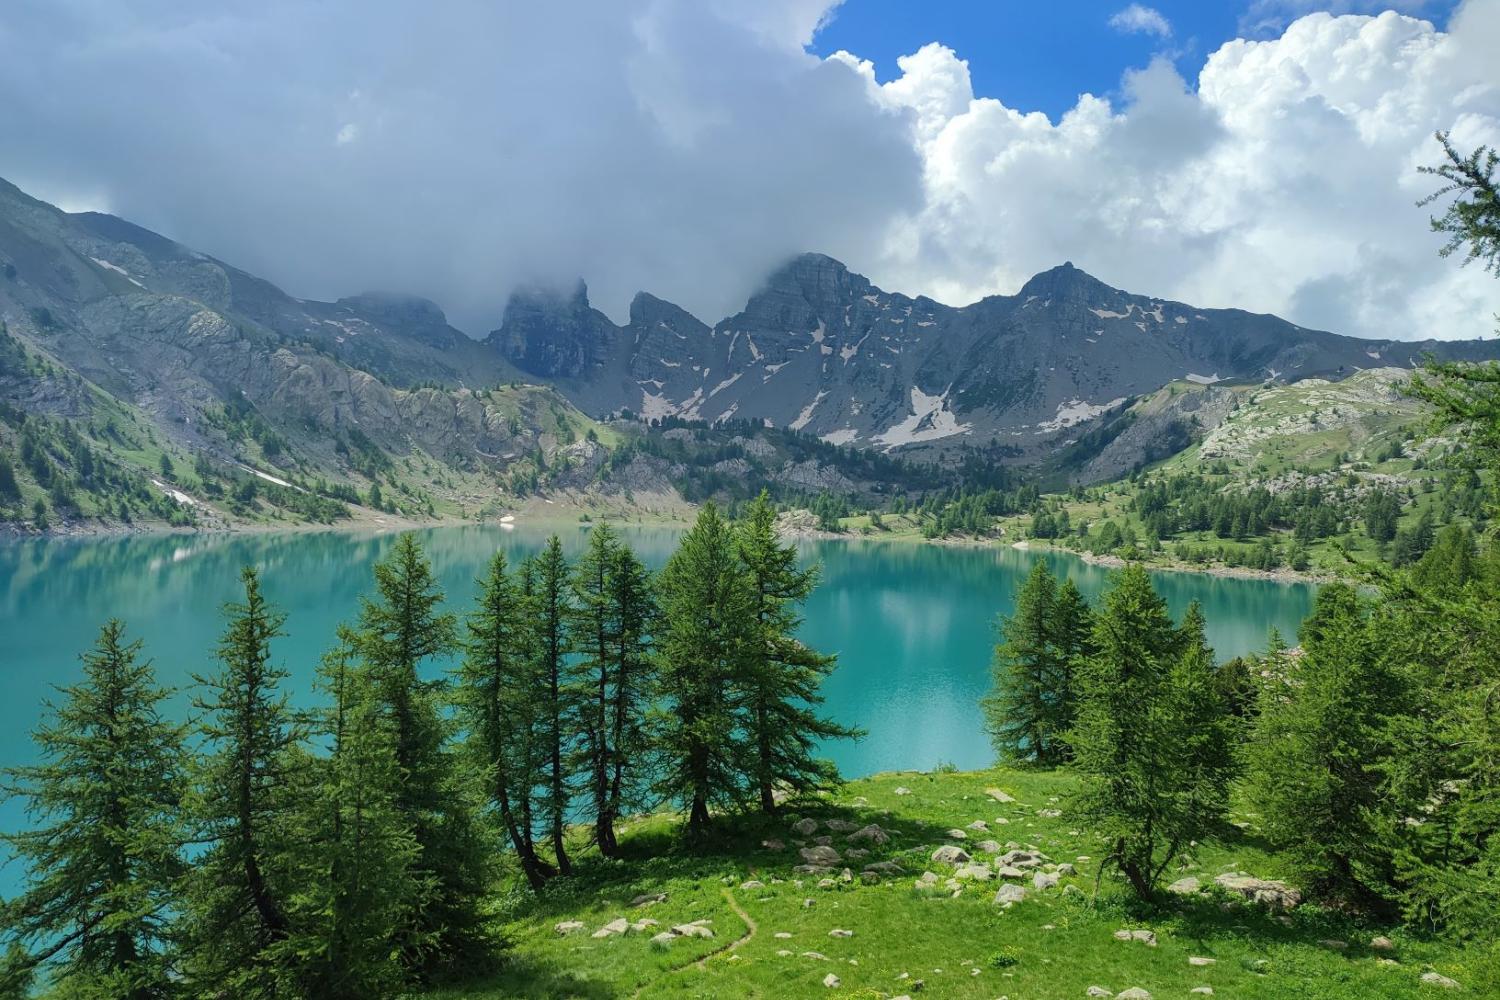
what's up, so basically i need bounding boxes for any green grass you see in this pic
[423,768,1491,999]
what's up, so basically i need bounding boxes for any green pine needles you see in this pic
[0,492,857,996]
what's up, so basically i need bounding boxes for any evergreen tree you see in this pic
[1248,584,1405,910]
[1070,569,1236,900]
[182,568,300,997]
[0,622,186,998]
[351,534,490,974]
[603,542,657,843]
[0,457,18,505]
[458,553,555,887]
[290,638,424,1000]
[567,525,658,852]
[736,492,859,812]
[984,562,1066,764]
[654,503,753,840]
[532,536,574,875]
[1049,577,1094,751]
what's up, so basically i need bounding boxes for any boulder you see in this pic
[955,864,994,881]
[998,849,1048,869]
[740,880,765,890]
[1087,989,1112,999]
[1033,871,1059,890]
[976,840,1002,853]
[1213,872,1302,910]
[1166,876,1201,896]
[762,838,786,851]
[671,922,714,939]
[554,920,585,935]
[945,828,969,840]
[1188,956,1215,966]
[630,919,659,932]
[1115,990,1152,1000]
[1371,936,1395,952]
[650,931,676,945]
[1056,862,1077,876]
[793,818,819,836]
[825,819,858,833]
[631,892,667,907]
[847,824,891,846]
[986,787,1016,803]
[1190,989,1213,996]
[931,845,971,864]
[893,786,912,795]
[1420,972,1460,989]
[823,973,842,988]
[993,884,1027,905]
[774,931,793,939]
[592,918,629,938]
[829,928,853,938]
[967,820,989,831]
[997,866,1027,879]
[817,878,837,890]
[863,860,905,875]
[800,845,843,866]
[802,951,829,961]
[1113,929,1157,946]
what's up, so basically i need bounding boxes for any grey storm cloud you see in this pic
[0,0,923,331]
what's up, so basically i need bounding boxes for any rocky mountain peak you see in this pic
[1015,261,1115,304]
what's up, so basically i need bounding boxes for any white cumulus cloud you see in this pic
[843,4,1500,341]
[1109,4,1173,38]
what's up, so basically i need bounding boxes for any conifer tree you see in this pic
[351,534,489,974]
[1049,578,1094,754]
[182,567,300,997]
[1248,583,1406,910]
[1070,568,1236,900]
[984,562,1061,764]
[532,536,574,875]
[654,502,753,839]
[603,542,657,843]
[569,524,622,852]
[458,553,555,887]
[736,492,858,811]
[0,621,186,998]
[289,639,424,1000]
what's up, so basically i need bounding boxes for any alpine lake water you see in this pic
[0,523,1317,895]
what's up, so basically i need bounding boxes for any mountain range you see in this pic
[487,252,1500,458]
[2,172,1498,533]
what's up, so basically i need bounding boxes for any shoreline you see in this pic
[3,497,1343,586]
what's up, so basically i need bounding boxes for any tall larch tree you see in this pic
[735,492,859,812]
[0,621,186,999]
[352,533,490,974]
[1248,584,1406,911]
[569,524,622,853]
[458,552,555,887]
[654,502,753,840]
[532,536,574,875]
[289,638,424,1000]
[604,541,657,845]
[183,567,301,997]
[1070,568,1235,900]
[983,561,1062,765]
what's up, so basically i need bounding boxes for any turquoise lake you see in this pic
[0,525,1316,891]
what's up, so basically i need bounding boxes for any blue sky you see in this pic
[811,1,1463,120]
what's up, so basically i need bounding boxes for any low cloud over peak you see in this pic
[2,0,1497,340]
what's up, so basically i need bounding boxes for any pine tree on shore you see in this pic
[983,562,1061,764]
[0,621,187,998]
[604,541,657,844]
[1248,584,1405,910]
[458,552,555,887]
[736,492,859,811]
[351,534,490,973]
[1070,568,1235,900]
[654,503,753,840]
[532,536,574,875]
[290,638,424,1000]
[182,567,300,997]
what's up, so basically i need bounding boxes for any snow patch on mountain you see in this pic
[790,391,828,431]
[872,387,971,448]
[1037,397,1127,433]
